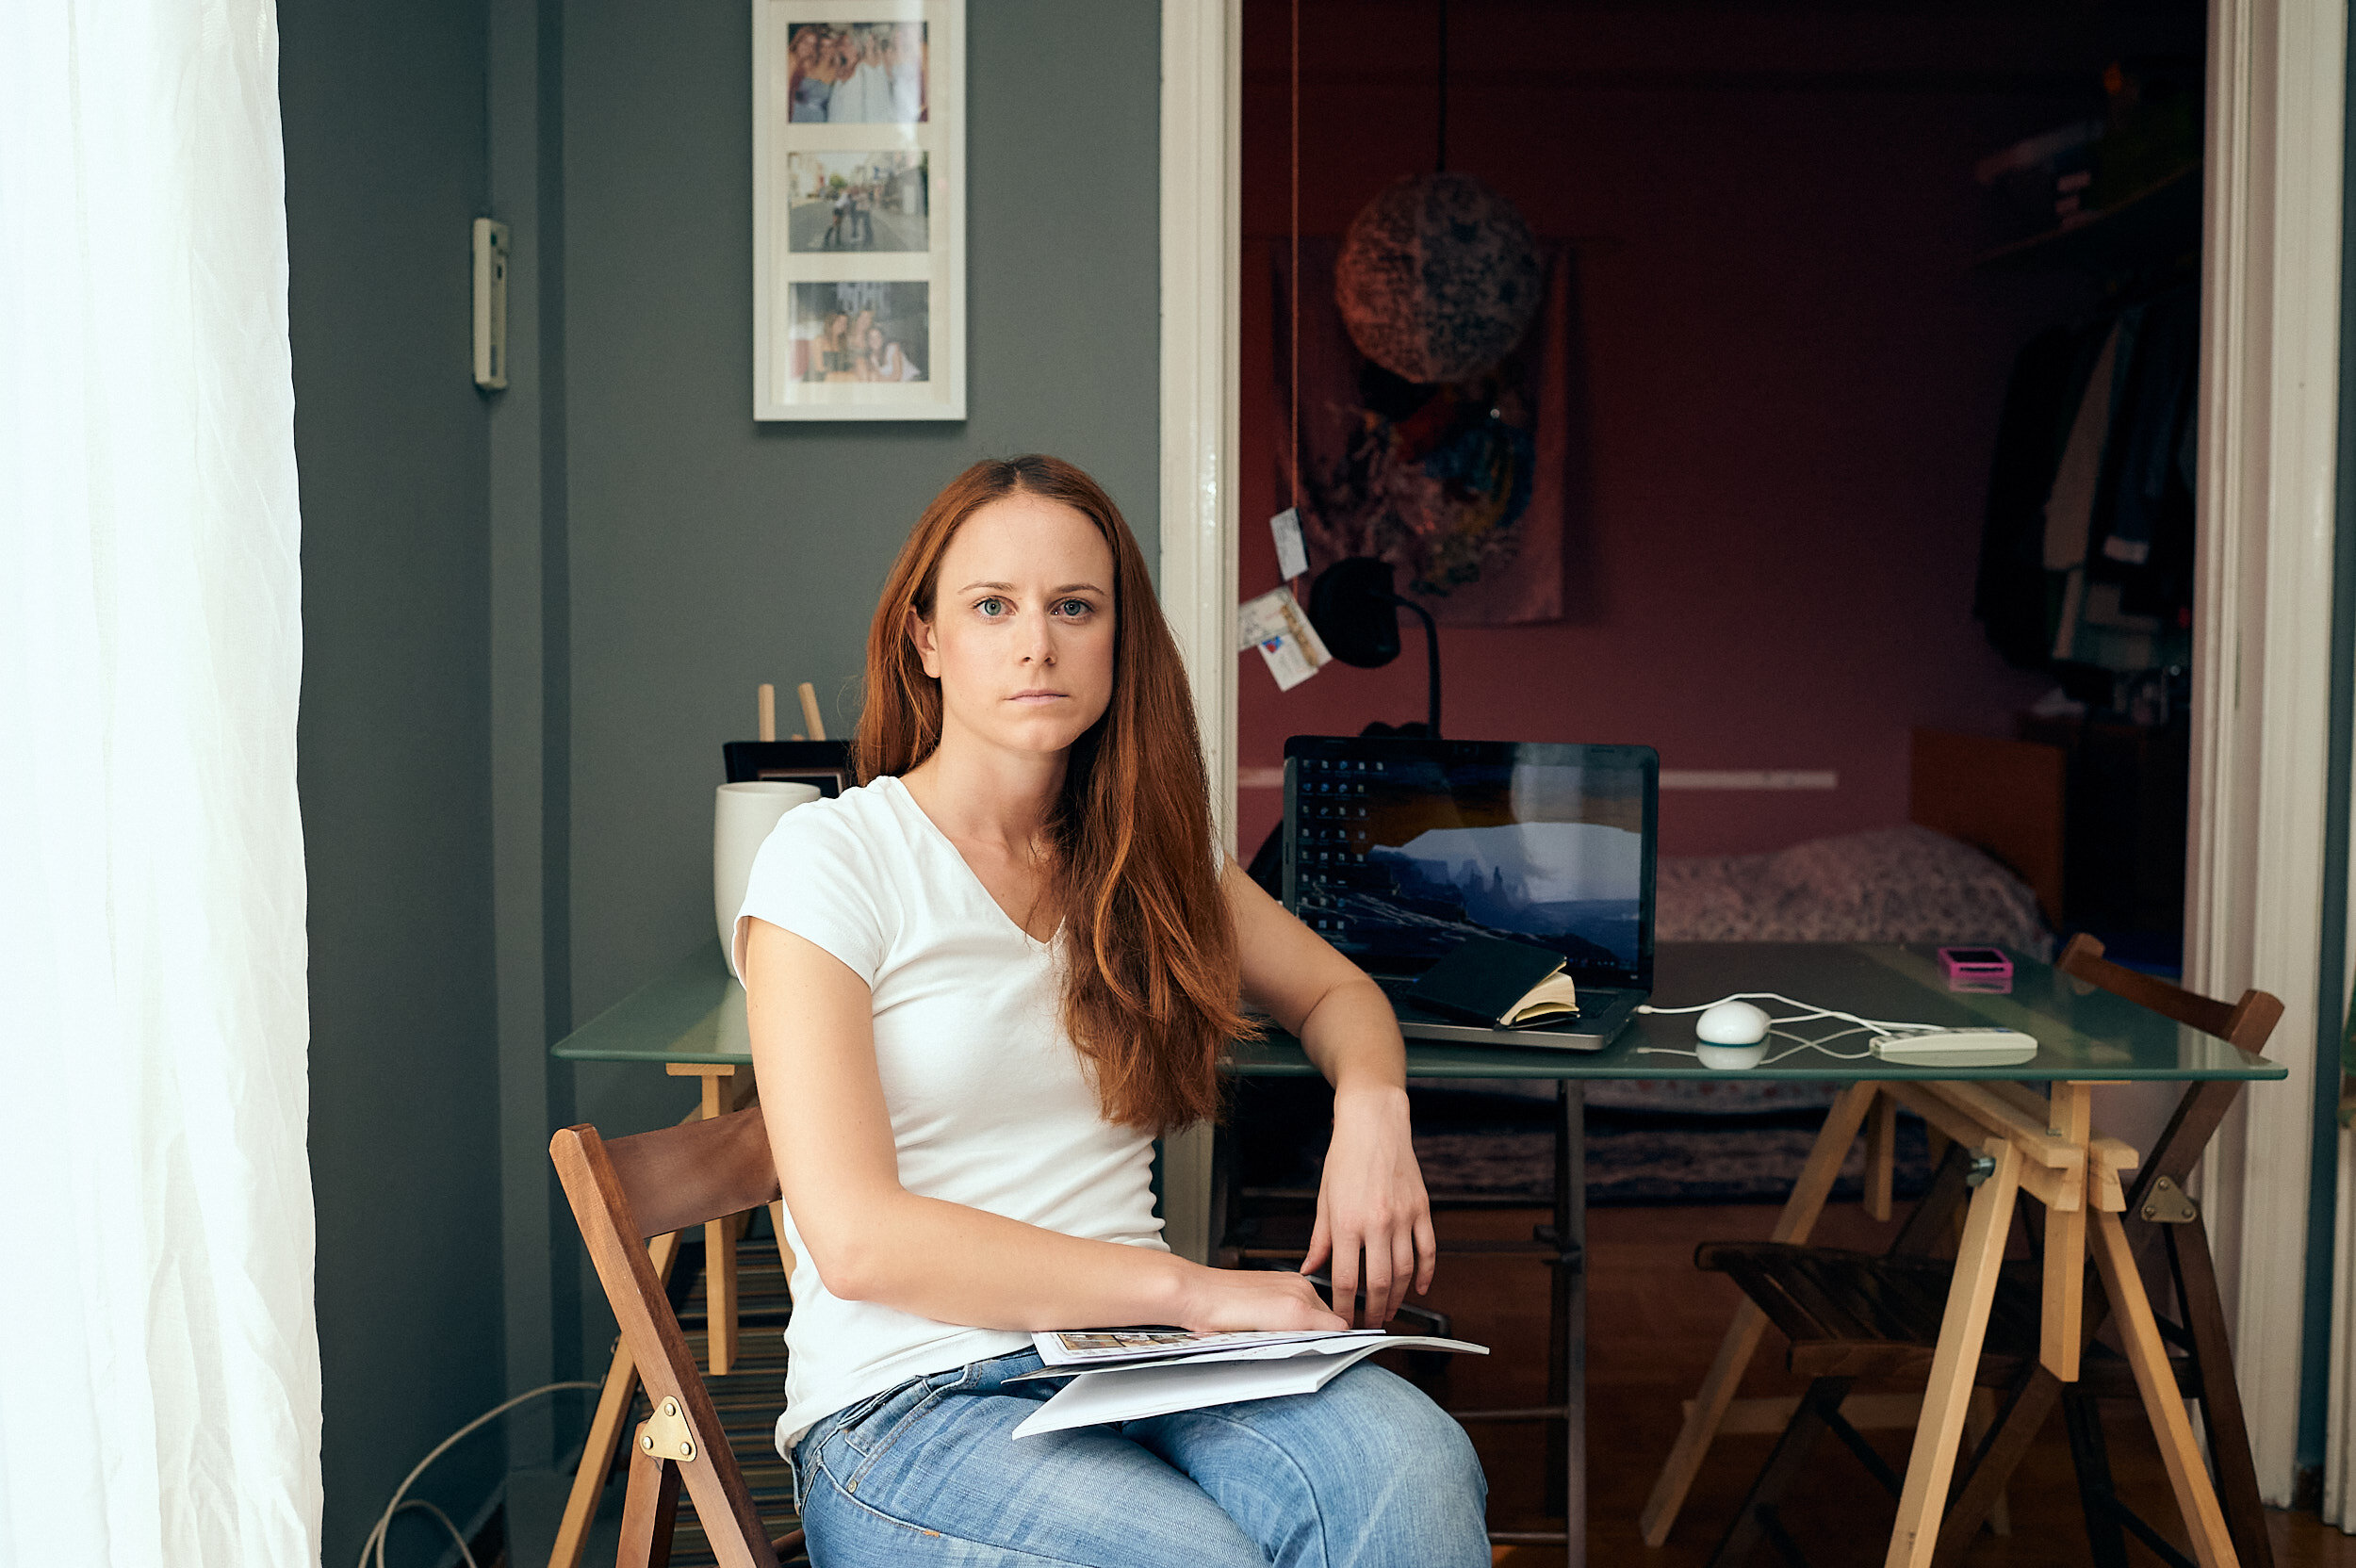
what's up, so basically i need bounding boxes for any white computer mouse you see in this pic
[1695,1000,1772,1070]
[1696,1001,1771,1045]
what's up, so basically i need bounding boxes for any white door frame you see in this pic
[1158,0,1242,1265]
[2188,0,2345,1506]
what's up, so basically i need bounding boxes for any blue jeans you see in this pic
[792,1348,1490,1566]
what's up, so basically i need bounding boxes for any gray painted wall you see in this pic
[281,0,507,1561]
[555,0,1164,1054]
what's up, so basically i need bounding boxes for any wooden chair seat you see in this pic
[1700,1242,2038,1379]
[1698,1240,2199,1388]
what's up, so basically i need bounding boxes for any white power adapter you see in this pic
[1868,1027,2037,1068]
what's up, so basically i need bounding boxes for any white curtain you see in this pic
[0,3,319,1565]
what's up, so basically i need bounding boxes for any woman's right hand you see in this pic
[1177,1264,1350,1333]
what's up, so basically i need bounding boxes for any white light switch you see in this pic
[472,218,509,390]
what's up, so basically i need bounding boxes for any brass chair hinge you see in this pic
[638,1396,699,1464]
[2139,1175,2199,1225]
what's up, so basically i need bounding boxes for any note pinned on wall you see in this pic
[1268,507,1309,581]
[1238,584,1331,693]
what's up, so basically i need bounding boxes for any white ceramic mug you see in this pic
[714,781,822,959]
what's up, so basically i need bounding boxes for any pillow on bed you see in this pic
[1655,823,2052,956]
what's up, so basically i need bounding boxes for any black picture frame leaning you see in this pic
[721,739,854,798]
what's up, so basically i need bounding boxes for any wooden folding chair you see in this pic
[550,1109,806,1568]
[1693,1145,2199,1567]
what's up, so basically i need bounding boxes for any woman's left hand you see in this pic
[1301,1086,1436,1328]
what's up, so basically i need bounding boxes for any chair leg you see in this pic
[1757,1506,1814,1568]
[1709,1379,1854,1568]
[1962,1389,2010,1535]
[615,1444,681,1568]
[1644,1084,1879,1546]
[1891,1142,1975,1258]
[2061,1396,2203,1568]
[2166,1217,2275,1568]
[549,1228,685,1568]
[1933,1368,2059,1567]
[2089,1209,2238,1568]
[1823,1401,1906,1500]
[2063,1387,2134,1568]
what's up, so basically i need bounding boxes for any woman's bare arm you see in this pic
[1224,861,1405,1091]
[744,916,1344,1332]
[1224,864,1436,1327]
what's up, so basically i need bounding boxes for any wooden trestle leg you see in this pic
[2089,1207,2238,1568]
[1885,1139,2022,1568]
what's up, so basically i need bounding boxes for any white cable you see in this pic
[356,1380,600,1568]
[1762,1040,1873,1065]
[1637,991,1941,1036]
[1636,1018,1882,1065]
[391,1500,479,1568]
[1766,1024,1873,1049]
[1634,1039,1875,1064]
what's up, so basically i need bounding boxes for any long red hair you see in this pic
[858,455,1253,1131]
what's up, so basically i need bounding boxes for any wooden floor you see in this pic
[1395,1201,2356,1568]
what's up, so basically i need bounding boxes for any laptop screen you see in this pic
[1282,737,1659,989]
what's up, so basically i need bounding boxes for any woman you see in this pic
[826,25,892,123]
[849,181,874,248]
[735,455,1488,1566]
[882,22,925,122]
[787,25,833,123]
[861,321,920,383]
[845,305,875,371]
[814,310,853,380]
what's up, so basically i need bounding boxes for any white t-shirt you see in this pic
[730,776,1168,1453]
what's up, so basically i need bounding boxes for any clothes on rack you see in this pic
[1973,283,2198,677]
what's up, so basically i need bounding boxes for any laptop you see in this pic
[1283,737,1659,1050]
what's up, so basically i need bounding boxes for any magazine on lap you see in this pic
[1009,1331,1487,1439]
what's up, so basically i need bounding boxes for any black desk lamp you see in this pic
[1306,557,1442,737]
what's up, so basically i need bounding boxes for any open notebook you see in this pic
[1008,1330,1487,1439]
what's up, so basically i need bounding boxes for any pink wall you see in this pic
[1230,2,2163,859]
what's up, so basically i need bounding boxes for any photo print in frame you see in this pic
[754,0,965,420]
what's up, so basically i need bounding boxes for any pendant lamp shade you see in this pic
[1335,172,1543,384]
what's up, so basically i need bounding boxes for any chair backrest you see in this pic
[551,1109,785,1568]
[1890,939,2283,1258]
[2054,933,2283,1053]
[2055,931,2283,1225]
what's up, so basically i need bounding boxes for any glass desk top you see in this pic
[550,940,2282,1084]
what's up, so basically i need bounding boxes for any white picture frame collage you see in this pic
[752,0,965,420]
